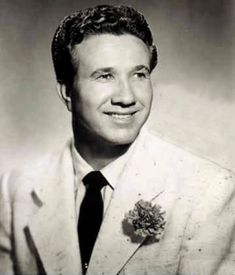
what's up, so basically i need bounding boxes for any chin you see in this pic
[105,130,141,146]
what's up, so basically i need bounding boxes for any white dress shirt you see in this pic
[71,138,137,219]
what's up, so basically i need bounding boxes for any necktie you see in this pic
[78,171,109,274]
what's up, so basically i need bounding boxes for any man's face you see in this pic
[70,33,153,146]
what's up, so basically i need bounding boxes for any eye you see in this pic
[135,72,146,78]
[134,71,150,79]
[96,73,114,81]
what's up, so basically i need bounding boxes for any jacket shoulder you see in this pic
[0,140,72,202]
[141,129,234,179]
[141,129,235,207]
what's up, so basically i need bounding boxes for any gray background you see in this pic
[0,0,234,173]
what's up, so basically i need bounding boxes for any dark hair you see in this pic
[51,4,158,86]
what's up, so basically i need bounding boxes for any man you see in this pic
[0,4,235,275]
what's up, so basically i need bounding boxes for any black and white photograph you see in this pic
[0,1,234,274]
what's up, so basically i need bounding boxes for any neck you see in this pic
[73,127,130,171]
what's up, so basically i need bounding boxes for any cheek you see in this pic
[135,83,153,104]
[75,82,112,106]
[71,85,95,110]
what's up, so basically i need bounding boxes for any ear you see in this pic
[56,83,72,111]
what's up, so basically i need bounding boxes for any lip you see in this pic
[104,111,138,122]
[104,110,138,115]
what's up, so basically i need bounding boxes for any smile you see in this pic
[104,111,137,120]
[111,113,132,119]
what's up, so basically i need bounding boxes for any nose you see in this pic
[111,77,136,107]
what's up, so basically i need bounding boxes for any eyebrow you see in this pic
[133,65,150,73]
[90,67,114,78]
[90,65,150,78]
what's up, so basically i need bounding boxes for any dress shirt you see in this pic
[71,138,138,219]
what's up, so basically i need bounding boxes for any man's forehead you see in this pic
[71,33,151,71]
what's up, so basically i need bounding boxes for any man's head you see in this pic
[52,4,157,88]
[51,5,157,148]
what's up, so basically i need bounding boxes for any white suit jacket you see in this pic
[0,130,235,275]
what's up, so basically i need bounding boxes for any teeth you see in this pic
[110,113,132,119]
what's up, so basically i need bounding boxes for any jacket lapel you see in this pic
[26,130,190,275]
[27,144,82,275]
[87,131,170,275]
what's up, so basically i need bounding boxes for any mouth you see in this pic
[104,111,137,120]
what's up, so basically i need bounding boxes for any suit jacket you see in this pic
[0,130,235,275]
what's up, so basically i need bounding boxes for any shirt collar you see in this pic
[71,134,139,190]
[71,143,93,187]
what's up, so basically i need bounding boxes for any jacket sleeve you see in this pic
[179,168,235,275]
[214,170,235,274]
[0,173,15,275]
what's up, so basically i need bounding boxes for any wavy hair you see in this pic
[51,4,158,86]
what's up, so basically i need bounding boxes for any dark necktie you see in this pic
[78,171,109,274]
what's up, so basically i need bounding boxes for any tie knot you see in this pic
[83,171,109,191]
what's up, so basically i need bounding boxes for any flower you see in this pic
[123,199,166,241]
